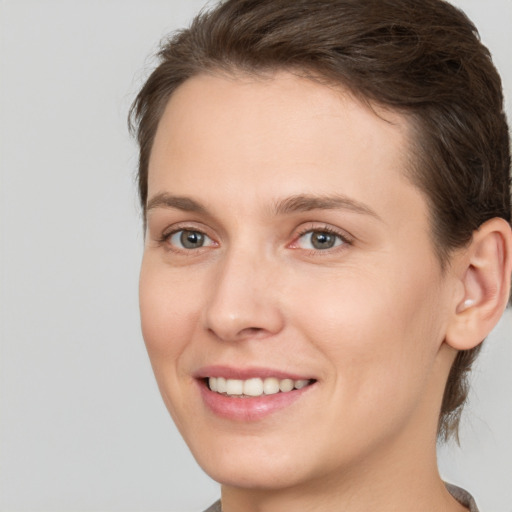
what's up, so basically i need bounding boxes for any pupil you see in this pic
[312,232,335,249]
[181,231,204,248]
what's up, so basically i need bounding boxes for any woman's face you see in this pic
[140,72,457,489]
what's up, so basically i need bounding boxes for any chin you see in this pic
[203,459,305,490]
[187,432,313,490]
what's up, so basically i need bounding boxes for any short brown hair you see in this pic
[129,0,511,440]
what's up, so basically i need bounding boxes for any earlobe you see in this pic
[446,218,512,351]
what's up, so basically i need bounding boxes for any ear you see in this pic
[445,218,512,351]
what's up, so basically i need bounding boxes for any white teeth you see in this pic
[225,379,243,395]
[244,378,263,396]
[294,379,309,389]
[208,376,312,397]
[279,379,294,392]
[217,377,227,393]
[263,377,280,395]
[208,377,218,392]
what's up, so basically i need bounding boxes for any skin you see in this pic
[140,72,472,511]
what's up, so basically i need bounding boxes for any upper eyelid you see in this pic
[149,215,228,241]
[293,223,354,243]
[293,232,348,249]
[160,222,214,238]
[154,221,354,248]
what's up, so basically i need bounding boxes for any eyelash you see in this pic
[157,224,353,254]
[158,225,216,253]
[291,225,353,253]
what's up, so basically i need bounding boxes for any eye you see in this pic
[296,229,345,250]
[168,229,215,250]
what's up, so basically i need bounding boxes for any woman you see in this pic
[129,1,512,510]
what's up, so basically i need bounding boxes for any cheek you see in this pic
[139,258,199,369]
[139,259,207,431]
[294,261,446,401]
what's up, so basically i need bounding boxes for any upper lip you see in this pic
[194,365,315,381]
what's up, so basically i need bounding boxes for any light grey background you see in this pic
[0,1,510,511]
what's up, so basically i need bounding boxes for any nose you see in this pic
[203,247,285,342]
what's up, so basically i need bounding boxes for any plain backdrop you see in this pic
[0,1,511,511]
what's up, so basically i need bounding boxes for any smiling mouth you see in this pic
[206,377,315,397]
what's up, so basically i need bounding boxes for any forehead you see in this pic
[150,71,410,166]
[148,71,427,234]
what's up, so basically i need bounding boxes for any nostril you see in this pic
[236,326,268,340]
[208,325,266,342]
[244,327,263,335]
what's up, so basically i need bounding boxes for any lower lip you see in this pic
[197,380,314,421]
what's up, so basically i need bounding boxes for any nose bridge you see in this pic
[203,242,283,341]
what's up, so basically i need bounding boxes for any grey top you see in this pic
[203,501,221,512]
[445,483,480,512]
[203,484,479,512]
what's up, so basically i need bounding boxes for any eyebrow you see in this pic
[271,193,382,220]
[146,192,381,221]
[146,193,208,215]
